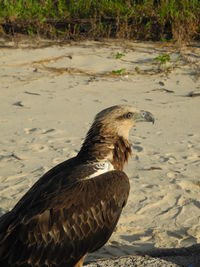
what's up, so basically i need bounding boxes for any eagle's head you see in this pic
[94,105,154,140]
[79,105,154,169]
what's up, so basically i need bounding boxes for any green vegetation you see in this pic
[115,52,125,59]
[0,0,200,41]
[154,53,171,64]
[112,68,126,75]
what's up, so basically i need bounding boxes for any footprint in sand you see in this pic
[30,144,49,152]
[13,101,24,107]
[42,129,55,134]
[24,128,38,134]
[159,156,169,163]
[183,154,199,161]
[132,145,143,152]
[178,180,200,192]
[31,166,45,174]
[179,236,197,247]
[167,172,178,179]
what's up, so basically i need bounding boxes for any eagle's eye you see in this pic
[125,112,133,119]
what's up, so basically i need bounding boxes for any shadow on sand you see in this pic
[144,243,200,267]
[85,242,200,267]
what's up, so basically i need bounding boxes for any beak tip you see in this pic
[144,111,155,124]
[139,110,155,124]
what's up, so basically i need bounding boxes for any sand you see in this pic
[0,38,200,266]
[86,255,179,267]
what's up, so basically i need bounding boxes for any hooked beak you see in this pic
[136,110,155,124]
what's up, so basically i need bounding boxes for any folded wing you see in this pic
[0,169,130,267]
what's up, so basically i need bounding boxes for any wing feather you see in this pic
[0,166,130,267]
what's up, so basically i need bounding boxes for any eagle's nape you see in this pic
[0,105,154,267]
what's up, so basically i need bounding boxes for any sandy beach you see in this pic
[0,38,200,266]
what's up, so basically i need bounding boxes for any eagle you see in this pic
[0,105,154,267]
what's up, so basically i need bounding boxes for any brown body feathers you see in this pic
[0,105,154,267]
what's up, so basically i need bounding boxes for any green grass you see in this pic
[115,52,125,59]
[112,68,126,75]
[154,54,171,64]
[0,0,200,41]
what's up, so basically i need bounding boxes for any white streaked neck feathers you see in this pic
[83,161,114,180]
